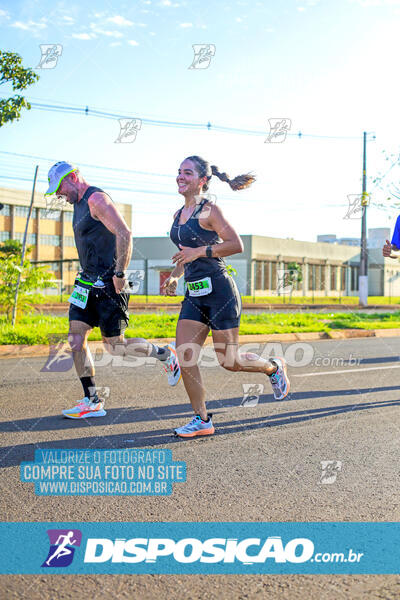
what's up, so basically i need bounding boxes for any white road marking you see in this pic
[293,364,400,377]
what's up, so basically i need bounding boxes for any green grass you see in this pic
[2,311,400,345]
[29,293,400,306]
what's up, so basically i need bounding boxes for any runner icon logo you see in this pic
[241,383,264,407]
[319,461,342,485]
[42,529,82,568]
[188,44,216,70]
[41,340,74,373]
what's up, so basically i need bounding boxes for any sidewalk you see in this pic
[0,328,398,359]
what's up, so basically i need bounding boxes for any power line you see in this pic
[0,95,362,140]
[0,150,172,179]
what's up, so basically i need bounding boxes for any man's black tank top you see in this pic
[170,199,226,281]
[73,186,116,282]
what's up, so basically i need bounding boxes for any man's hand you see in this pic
[161,275,179,296]
[172,245,201,266]
[383,239,394,258]
[113,275,126,294]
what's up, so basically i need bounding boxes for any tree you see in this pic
[0,50,39,127]
[286,262,303,302]
[0,240,55,321]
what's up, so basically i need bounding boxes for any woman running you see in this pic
[162,155,290,438]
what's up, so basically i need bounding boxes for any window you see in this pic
[271,261,277,291]
[255,261,263,289]
[14,232,37,244]
[63,211,73,221]
[14,206,38,218]
[340,266,346,291]
[318,265,325,291]
[40,234,61,246]
[41,209,61,220]
[351,266,359,291]
[15,206,30,217]
[308,264,315,290]
[0,204,10,216]
[283,263,302,291]
[330,266,337,291]
[64,236,75,247]
[0,231,10,241]
[263,262,270,290]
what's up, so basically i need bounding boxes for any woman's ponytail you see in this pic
[184,155,256,192]
[210,165,256,191]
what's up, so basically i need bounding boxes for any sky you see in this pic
[1,0,400,241]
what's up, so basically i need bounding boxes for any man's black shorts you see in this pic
[69,281,130,337]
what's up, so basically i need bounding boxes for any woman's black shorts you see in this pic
[69,281,130,337]
[179,272,242,330]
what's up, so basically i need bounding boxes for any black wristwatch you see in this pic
[206,245,213,258]
[114,271,125,278]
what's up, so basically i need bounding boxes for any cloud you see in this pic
[107,15,134,26]
[179,22,193,27]
[110,41,122,47]
[128,39,139,45]
[72,32,95,40]
[61,15,75,25]
[350,0,400,4]
[89,23,124,37]
[160,0,181,6]
[11,20,47,31]
[0,9,10,19]
[297,6,306,11]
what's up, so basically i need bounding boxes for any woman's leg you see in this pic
[211,327,277,374]
[176,318,210,420]
[211,327,290,400]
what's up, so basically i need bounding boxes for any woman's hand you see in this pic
[161,275,179,296]
[172,245,201,266]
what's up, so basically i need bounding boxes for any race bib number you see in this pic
[68,285,89,309]
[187,277,212,297]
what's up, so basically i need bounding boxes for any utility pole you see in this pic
[359,131,368,306]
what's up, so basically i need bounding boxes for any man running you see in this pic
[45,161,181,419]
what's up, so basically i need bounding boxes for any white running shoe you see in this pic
[161,342,181,386]
[62,397,107,419]
[174,414,215,438]
[269,357,290,400]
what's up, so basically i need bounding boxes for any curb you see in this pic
[0,328,399,359]
[32,303,400,312]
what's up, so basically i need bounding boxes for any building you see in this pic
[128,234,400,297]
[1,184,398,298]
[317,228,391,249]
[317,234,360,247]
[0,186,132,293]
[368,228,391,249]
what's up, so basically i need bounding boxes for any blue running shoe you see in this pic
[174,414,214,438]
[269,357,290,400]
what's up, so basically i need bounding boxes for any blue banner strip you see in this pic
[1,522,399,574]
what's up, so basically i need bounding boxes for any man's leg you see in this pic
[62,320,106,418]
[101,334,181,386]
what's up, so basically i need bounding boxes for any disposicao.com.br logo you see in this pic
[82,536,362,565]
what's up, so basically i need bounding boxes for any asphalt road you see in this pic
[1,336,400,599]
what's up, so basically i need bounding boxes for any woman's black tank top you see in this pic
[170,199,226,281]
